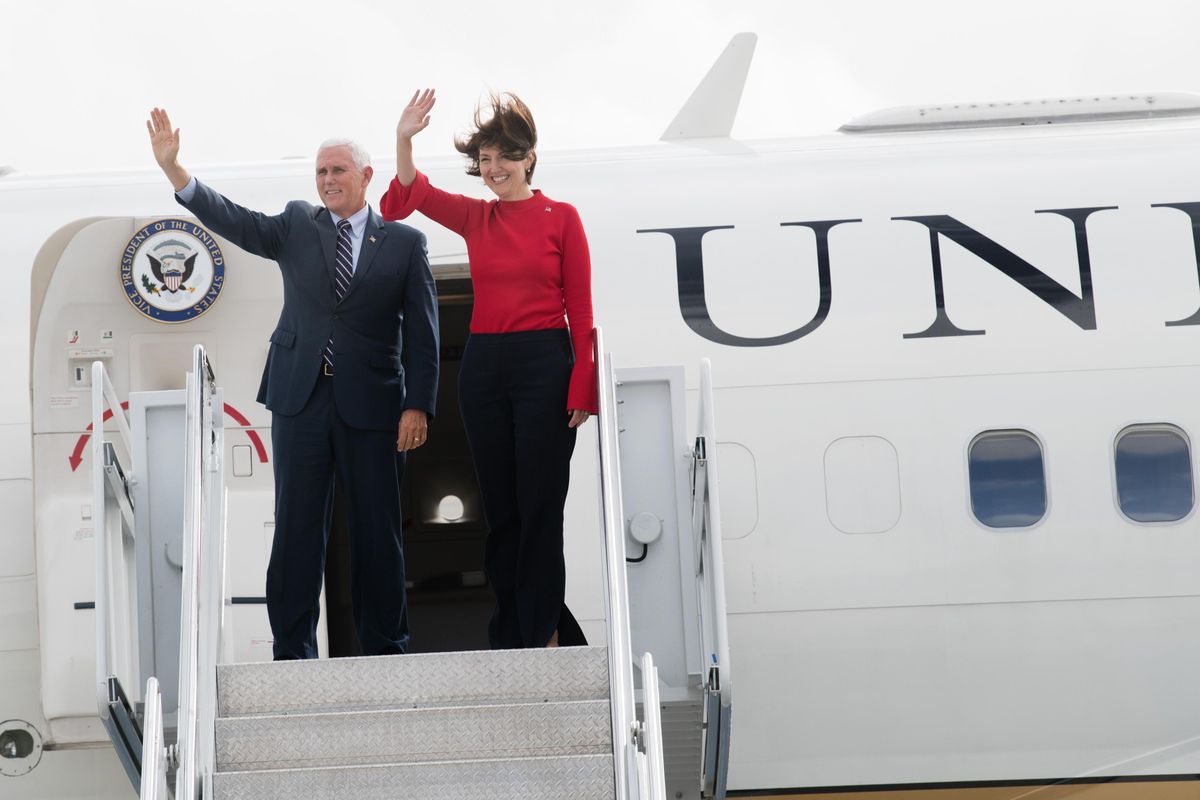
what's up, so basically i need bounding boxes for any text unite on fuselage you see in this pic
[640,202,1200,346]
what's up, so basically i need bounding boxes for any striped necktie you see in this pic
[324,219,354,372]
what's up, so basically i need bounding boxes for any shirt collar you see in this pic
[330,204,371,238]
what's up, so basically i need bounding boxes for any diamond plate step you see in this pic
[658,697,704,800]
[216,699,612,771]
[218,646,609,717]
[213,754,615,800]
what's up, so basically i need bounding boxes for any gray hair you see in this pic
[317,138,372,170]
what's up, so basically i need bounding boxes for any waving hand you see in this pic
[394,89,435,187]
[397,89,436,141]
[145,107,191,191]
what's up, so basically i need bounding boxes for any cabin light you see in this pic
[438,494,465,522]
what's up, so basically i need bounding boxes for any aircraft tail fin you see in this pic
[661,32,756,141]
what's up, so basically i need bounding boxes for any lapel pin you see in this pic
[368,235,377,243]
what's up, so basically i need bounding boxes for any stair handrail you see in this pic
[92,359,139,722]
[697,359,732,710]
[594,326,640,800]
[640,652,667,800]
[175,345,226,800]
[200,352,227,791]
[695,357,733,798]
[138,677,169,800]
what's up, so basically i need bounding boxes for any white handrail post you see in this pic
[176,344,226,800]
[699,359,732,713]
[92,358,149,791]
[640,652,667,800]
[199,375,226,790]
[92,361,110,718]
[139,677,168,799]
[175,345,205,800]
[691,357,733,799]
[92,360,140,715]
[594,326,639,800]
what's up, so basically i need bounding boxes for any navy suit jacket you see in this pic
[178,180,439,431]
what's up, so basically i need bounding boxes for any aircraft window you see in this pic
[968,431,1046,528]
[1114,425,1194,523]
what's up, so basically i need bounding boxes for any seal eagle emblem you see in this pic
[120,218,225,323]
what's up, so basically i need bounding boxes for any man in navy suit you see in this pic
[147,108,439,659]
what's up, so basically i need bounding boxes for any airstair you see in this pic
[91,328,730,799]
[212,648,616,798]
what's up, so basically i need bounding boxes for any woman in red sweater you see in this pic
[383,89,597,649]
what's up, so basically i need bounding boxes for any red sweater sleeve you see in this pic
[561,205,597,414]
[379,170,483,235]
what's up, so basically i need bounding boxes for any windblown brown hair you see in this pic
[454,92,538,182]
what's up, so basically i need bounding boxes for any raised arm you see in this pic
[146,107,191,192]
[148,107,287,260]
[395,89,436,187]
[384,89,484,232]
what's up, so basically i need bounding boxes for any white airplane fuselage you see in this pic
[4,114,1200,797]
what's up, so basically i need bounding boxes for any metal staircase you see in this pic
[93,329,725,799]
[212,647,615,799]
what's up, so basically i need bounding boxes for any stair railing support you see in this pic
[175,345,226,800]
[138,676,170,799]
[594,326,641,800]
[92,359,143,791]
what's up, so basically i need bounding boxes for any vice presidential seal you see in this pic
[121,219,225,323]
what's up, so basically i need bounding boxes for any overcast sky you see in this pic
[2,0,1198,175]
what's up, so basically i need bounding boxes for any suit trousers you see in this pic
[267,373,410,659]
[459,329,584,648]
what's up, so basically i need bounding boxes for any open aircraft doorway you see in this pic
[323,273,491,655]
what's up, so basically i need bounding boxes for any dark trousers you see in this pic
[267,374,409,659]
[460,329,584,648]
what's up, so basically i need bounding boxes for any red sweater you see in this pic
[381,171,597,414]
